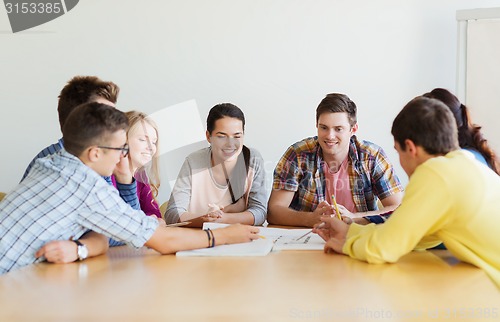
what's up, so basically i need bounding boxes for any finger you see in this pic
[337,205,348,215]
[35,241,59,257]
[249,232,260,240]
[42,249,61,262]
[207,203,221,212]
[313,221,326,229]
[315,230,329,242]
[319,216,335,225]
[317,201,330,208]
[249,226,260,234]
[207,211,220,218]
[314,221,327,231]
[47,248,76,263]
[321,208,333,216]
[342,216,354,224]
[35,246,47,258]
[323,244,335,254]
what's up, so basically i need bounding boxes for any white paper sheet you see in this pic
[176,237,273,257]
[201,223,326,252]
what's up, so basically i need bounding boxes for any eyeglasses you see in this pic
[98,144,129,157]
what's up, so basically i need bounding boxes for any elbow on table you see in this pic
[250,209,266,226]
[147,243,178,255]
[364,252,401,265]
[266,203,284,225]
[266,210,279,225]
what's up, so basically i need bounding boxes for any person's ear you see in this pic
[404,139,418,156]
[87,146,100,162]
[206,130,211,144]
[350,123,358,135]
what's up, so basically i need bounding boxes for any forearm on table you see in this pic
[79,231,109,257]
[221,211,255,225]
[146,226,233,254]
[267,205,318,227]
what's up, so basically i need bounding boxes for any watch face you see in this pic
[78,244,89,260]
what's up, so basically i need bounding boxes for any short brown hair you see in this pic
[391,97,459,155]
[316,93,357,127]
[63,102,128,157]
[57,76,119,131]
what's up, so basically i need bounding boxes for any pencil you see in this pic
[331,194,342,221]
[294,222,325,241]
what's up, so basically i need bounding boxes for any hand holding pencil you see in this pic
[313,214,350,252]
[331,194,342,221]
[295,195,344,241]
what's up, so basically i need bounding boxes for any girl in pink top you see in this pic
[112,111,161,218]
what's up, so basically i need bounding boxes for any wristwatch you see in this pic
[73,240,88,261]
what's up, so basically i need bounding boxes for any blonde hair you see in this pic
[125,110,161,198]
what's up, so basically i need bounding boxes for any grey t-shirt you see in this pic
[165,147,267,225]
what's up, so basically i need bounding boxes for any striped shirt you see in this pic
[0,150,158,274]
[272,136,403,213]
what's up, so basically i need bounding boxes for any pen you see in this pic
[331,194,342,221]
[294,222,325,241]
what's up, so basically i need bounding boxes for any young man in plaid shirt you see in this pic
[268,93,403,228]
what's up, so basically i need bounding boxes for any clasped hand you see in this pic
[201,203,224,222]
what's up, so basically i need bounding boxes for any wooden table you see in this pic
[0,246,498,321]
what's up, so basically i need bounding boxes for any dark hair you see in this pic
[57,76,120,132]
[391,97,459,155]
[63,102,128,157]
[316,93,357,127]
[423,88,499,174]
[207,103,250,204]
[206,103,245,134]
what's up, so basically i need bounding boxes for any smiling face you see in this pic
[206,116,244,164]
[317,112,357,164]
[128,121,158,171]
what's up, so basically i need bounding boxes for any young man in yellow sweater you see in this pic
[314,96,500,288]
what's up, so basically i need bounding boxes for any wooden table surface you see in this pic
[0,246,498,321]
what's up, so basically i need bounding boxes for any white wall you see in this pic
[1,0,499,203]
[466,18,500,155]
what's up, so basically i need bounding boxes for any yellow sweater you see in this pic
[343,150,500,287]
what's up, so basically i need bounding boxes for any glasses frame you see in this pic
[97,143,129,157]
